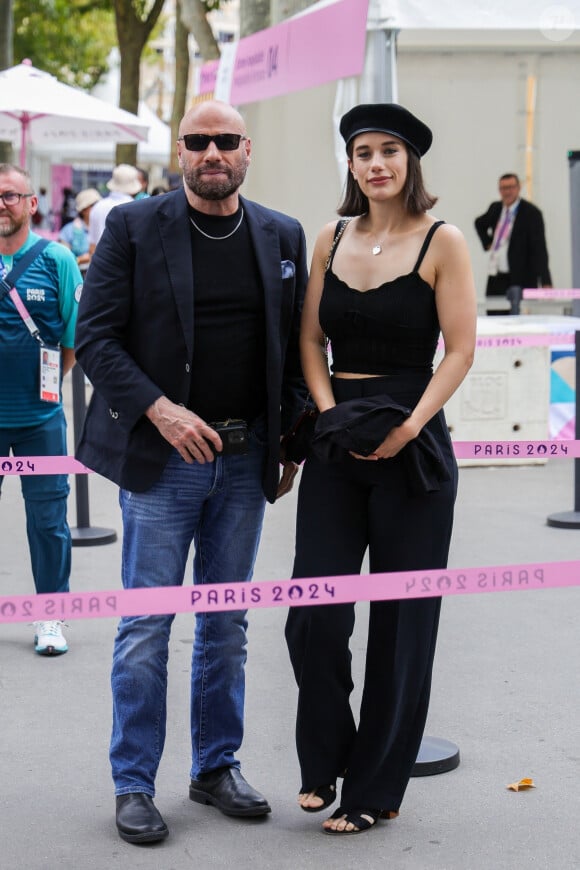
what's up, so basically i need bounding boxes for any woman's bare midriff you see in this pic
[333,372,384,379]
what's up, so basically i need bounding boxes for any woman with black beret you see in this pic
[285,103,477,835]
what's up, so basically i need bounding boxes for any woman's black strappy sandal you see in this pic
[298,782,337,813]
[323,806,399,834]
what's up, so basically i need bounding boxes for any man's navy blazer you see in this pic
[74,189,308,503]
[474,198,552,289]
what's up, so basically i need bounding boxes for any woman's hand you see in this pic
[350,417,420,461]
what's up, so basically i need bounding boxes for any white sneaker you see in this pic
[33,620,68,656]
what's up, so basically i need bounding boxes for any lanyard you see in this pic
[492,202,520,250]
[0,239,50,345]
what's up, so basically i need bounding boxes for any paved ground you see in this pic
[1,381,580,870]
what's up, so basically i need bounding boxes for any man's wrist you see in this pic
[145,395,169,423]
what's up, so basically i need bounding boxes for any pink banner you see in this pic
[198,0,369,104]
[198,60,219,95]
[50,164,73,231]
[0,559,576,623]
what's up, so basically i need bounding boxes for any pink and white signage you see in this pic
[198,0,369,105]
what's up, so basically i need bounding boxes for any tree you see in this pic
[179,0,219,62]
[169,2,191,174]
[0,0,14,161]
[170,0,220,172]
[0,0,12,66]
[113,0,165,165]
[12,0,116,89]
[239,0,270,38]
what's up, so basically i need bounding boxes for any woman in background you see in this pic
[58,188,101,268]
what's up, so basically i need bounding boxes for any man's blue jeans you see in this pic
[111,436,267,797]
[0,409,71,595]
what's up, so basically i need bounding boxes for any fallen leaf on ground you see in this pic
[507,778,536,792]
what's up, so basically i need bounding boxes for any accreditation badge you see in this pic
[39,345,61,403]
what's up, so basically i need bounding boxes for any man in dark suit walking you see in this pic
[75,100,308,844]
[475,173,552,313]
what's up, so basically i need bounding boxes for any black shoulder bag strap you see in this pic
[324,217,351,273]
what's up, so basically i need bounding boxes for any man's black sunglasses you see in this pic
[178,133,247,152]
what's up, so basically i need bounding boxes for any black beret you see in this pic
[339,103,432,157]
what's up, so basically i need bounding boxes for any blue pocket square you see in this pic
[281,260,295,279]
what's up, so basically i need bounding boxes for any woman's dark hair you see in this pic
[337,141,438,217]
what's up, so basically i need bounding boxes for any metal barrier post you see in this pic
[547,330,580,528]
[412,736,460,777]
[507,284,522,314]
[70,362,117,546]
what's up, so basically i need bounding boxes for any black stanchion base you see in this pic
[71,526,117,547]
[411,736,460,777]
[547,511,580,529]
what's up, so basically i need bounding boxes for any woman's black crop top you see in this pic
[319,221,444,374]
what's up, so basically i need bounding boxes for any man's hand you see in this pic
[276,459,299,499]
[146,396,222,464]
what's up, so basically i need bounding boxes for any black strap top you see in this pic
[320,220,445,374]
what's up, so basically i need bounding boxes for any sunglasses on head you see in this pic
[178,133,247,152]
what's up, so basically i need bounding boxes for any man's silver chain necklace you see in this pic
[189,208,244,240]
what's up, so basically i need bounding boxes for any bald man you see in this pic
[75,101,308,843]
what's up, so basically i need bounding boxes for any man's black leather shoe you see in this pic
[115,793,169,844]
[189,766,271,817]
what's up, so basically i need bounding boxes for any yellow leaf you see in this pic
[507,777,536,791]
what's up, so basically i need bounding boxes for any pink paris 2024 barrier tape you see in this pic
[3,327,580,621]
[3,325,578,475]
[0,560,578,624]
[0,439,579,477]
[1,444,580,622]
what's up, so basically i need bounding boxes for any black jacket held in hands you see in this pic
[311,396,451,496]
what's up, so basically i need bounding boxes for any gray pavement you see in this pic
[1,381,580,869]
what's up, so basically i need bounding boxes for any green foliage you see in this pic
[124,0,167,22]
[13,0,117,89]
[202,0,222,12]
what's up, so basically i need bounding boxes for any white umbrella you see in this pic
[0,60,149,166]
[30,102,171,166]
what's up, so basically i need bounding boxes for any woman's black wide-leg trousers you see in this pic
[285,376,457,812]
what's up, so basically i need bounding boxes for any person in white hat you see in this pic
[58,187,102,267]
[88,164,141,256]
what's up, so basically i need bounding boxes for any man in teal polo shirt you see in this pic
[0,164,82,655]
